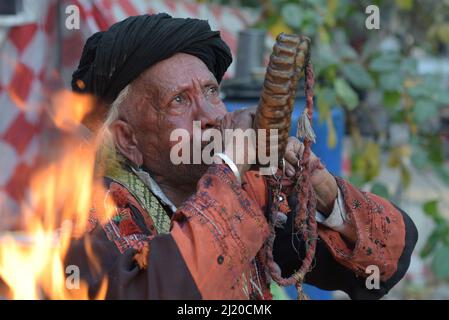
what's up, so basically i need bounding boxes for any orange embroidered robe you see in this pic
[65,164,417,300]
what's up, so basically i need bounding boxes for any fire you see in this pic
[0,90,113,300]
[49,90,95,133]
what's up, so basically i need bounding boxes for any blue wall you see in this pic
[225,98,345,299]
[224,98,344,176]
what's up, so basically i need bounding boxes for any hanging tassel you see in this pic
[296,282,310,300]
[296,109,316,143]
[293,272,309,300]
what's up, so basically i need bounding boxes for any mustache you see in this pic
[190,129,221,148]
[193,139,218,152]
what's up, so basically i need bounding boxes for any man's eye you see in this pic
[172,94,185,104]
[167,93,190,114]
[206,86,218,96]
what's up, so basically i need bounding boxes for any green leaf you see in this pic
[319,26,330,44]
[432,165,449,187]
[317,86,336,121]
[408,85,432,100]
[413,99,439,123]
[423,199,441,221]
[334,78,359,110]
[410,144,428,169]
[383,91,401,109]
[424,135,444,165]
[400,164,411,188]
[327,116,337,149]
[379,72,402,91]
[369,53,400,73]
[357,141,381,181]
[317,44,340,69]
[422,200,449,236]
[281,3,303,28]
[395,0,413,10]
[336,44,358,60]
[303,8,323,29]
[324,0,337,27]
[361,36,381,61]
[421,75,443,93]
[433,91,449,105]
[400,57,418,74]
[421,231,440,258]
[370,182,390,199]
[341,63,374,90]
[431,245,449,280]
[348,174,365,188]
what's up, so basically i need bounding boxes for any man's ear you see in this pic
[110,120,143,167]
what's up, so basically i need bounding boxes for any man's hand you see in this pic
[217,107,257,178]
[284,136,338,216]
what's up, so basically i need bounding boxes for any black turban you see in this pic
[72,13,232,104]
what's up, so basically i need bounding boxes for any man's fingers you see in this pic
[285,138,304,159]
[284,137,309,177]
[298,140,305,154]
[285,137,301,177]
[284,150,298,165]
[285,136,299,153]
[285,161,295,177]
[284,151,298,177]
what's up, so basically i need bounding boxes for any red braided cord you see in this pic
[264,61,319,290]
[294,62,318,281]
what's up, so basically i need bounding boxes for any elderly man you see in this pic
[65,13,417,300]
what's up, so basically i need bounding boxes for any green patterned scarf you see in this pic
[100,149,171,234]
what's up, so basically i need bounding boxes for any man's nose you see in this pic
[194,96,223,130]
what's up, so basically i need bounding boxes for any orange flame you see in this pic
[0,90,113,300]
[49,90,95,132]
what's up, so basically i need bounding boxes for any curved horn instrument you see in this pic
[254,33,311,167]
[254,33,318,300]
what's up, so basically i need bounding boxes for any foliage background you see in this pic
[202,0,449,285]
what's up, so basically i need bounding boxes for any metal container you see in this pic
[235,28,266,82]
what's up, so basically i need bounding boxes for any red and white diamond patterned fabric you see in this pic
[0,0,59,230]
[0,0,256,230]
[60,0,256,82]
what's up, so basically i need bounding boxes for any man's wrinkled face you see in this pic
[129,53,227,184]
